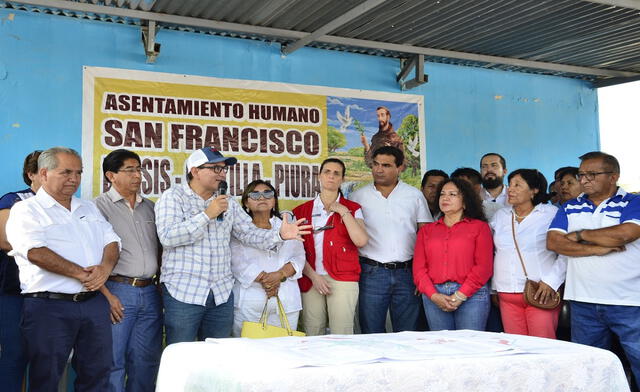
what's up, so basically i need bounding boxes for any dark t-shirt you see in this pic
[0,188,34,295]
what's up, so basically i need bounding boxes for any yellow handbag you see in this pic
[241,295,305,338]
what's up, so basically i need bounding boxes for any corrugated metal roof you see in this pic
[4,0,640,84]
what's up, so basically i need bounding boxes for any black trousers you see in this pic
[21,293,112,392]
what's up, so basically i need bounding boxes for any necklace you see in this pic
[513,207,533,220]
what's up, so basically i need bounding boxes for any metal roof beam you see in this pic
[281,0,387,56]
[592,74,640,87]
[320,35,640,78]
[582,0,640,10]
[9,0,640,78]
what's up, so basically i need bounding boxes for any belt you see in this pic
[108,275,155,287]
[360,257,412,270]
[23,291,98,302]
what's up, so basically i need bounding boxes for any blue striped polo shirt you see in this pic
[548,188,640,306]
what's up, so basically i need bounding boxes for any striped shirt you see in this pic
[155,183,282,306]
[548,188,640,306]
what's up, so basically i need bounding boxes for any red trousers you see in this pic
[498,292,561,339]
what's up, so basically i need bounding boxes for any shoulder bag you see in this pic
[511,211,561,310]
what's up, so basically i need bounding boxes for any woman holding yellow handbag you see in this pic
[230,180,306,337]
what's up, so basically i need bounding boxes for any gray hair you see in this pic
[38,147,81,171]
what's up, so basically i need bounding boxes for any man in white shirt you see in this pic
[7,147,121,392]
[480,153,509,207]
[351,146,432,333]
[547,151,640,387]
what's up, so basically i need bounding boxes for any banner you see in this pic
[82,67,425,208]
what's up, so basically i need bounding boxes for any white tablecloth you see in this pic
[156,330,629,392]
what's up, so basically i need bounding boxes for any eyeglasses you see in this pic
[247,190,275,200]
[577,171,613,181]
[313,224,334,233]
[118,167,142,175]
[440,191,461,198]
[199,165,229,174]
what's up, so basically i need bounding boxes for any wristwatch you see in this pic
[280,270,287,283]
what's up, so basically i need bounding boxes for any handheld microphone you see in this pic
[217,181,228,222]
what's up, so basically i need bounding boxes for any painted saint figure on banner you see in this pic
[360,106,404,168]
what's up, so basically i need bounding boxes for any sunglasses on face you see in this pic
[247,190,275,200]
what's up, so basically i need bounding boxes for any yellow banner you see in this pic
[83,67,425,209]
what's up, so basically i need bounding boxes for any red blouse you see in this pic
[413,217,494,298]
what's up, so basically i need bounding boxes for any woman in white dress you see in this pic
[230,180,306,337]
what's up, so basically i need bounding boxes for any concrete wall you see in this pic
[0,8,599,195]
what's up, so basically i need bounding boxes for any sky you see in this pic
[598,81,640,192]
[326,96,419,151]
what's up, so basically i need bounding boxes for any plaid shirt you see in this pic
[155,183,282,306]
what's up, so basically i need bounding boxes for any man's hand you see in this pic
[592,245,625,256]
[107,294,125,323]
[279,214,312,241]
[99,286,124,323]
[204,195,229,220]
[82,264,111,291]
[360,134,369,151]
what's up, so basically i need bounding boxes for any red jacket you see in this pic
[293,197,362,293]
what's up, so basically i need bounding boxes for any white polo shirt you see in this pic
[7,188,121,294]
[548,188,640,306]
[350,181,432,263]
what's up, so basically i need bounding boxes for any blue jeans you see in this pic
[570,301,640,386]
[162,284,234,344]
[0,294,26,392]
[422,282,490,331]
[358,262,421,333]
[105,281,163,392]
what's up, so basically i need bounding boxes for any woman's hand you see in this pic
[534,281,558,305]
[327,202,349,217]
[258,272,281,297]
[430,293,457,312]
[311,274,332,296]
[260,271,282,288]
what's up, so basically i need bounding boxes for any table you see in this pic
[156,330,629,391]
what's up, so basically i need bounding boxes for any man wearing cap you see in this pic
[94,149,162,392]
[6,147,121,391]
[155,147,310,343]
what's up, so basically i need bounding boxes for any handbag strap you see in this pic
[275,295,294,335]
[511,211,530,279]
[259,298,270,327]
[259,295,295,336]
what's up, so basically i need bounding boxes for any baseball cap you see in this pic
[185,147,237,172]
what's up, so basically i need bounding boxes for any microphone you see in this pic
[217,181,228,222]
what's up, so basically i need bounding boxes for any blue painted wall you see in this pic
[0,8,598,195]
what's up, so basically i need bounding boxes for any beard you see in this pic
[482,176,503,190]
[379,121,392,132]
